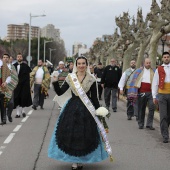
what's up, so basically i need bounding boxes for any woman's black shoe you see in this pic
[78,163,83,169]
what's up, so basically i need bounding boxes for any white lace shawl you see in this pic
[65,72,96,96]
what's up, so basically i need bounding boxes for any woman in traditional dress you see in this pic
[48,56,111,169]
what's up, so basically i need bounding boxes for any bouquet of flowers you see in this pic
[95,107,109,117]
[95,107,109,133]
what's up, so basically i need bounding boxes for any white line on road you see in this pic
[13,125,22,132]
[0,146,6,149]
[4,133,15,144]
[0,109,33,156]
[21,116,29,123]
[27,110,33,115]
[0,146,6,155]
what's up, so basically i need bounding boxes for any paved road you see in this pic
[0,89,170,170]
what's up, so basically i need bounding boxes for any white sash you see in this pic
[68,73,113,161]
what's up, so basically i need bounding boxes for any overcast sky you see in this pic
[0,0,153,54]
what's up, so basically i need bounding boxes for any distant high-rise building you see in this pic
[7,23,39,41]
[41,24,60,42]
[72,42,87,56]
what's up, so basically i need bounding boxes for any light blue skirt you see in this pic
[48,102,108,163]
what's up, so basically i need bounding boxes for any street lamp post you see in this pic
[28,13,46,67]
[49,48,56,62]
[161,34,167,54]
[37,28,40,62]
[44,40,52,62]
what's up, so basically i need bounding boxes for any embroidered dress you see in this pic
[48,73,108,163]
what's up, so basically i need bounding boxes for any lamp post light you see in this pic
[161,34,167,54]
[28,13,46,67]
[49,48,56,62]
[44,40,52,62]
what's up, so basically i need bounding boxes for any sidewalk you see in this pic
[119,95,160,122]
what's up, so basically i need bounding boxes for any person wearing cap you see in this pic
[101,58,121,112]
[53,61,68,87]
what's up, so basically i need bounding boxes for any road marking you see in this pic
[0,146,6,149]
[21,116,29,123]
[0,146,6,155]
[28,110,33,115]
[4,133,15,144]
[13,125,22,132]
[0,109,33,156]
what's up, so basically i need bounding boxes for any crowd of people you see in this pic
[0,51,170,169]
[0,53,51,123]
[48,52,170,169]
[118,52,170,144]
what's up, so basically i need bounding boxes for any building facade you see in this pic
[7,23,39,41]
[72,42,87,56]
[41,24,60,42]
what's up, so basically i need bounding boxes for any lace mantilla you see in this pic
[65,72,96,96]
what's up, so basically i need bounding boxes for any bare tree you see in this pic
[147,0,170,68]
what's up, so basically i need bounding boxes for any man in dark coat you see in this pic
[14,53,32,118]
[101,58,121,112]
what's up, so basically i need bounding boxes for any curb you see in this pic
[119,95,160,123]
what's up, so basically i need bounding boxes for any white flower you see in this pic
[95,107,109,117]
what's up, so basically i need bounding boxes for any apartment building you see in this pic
[7,23,39,41]
[72,42,87,56]
[41,24,60,42]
